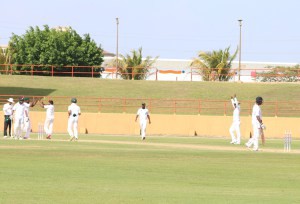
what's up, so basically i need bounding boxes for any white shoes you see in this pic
[230,141,236,144]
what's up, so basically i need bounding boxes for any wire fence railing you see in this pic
[1,95,300,117]
[1,64,300,82]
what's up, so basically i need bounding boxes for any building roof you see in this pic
[103,50,116,57]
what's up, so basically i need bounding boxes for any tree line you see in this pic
[1,25,298,81]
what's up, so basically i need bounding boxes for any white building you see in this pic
[101,57,298,82]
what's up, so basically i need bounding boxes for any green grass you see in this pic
[1,75,300,115]
[1,75,300,101]
[1,76,300,203]
[0,135,299,204]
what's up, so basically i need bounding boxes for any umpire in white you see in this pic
[3,98,14,138]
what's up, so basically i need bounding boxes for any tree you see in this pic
[256,65,300,82]
[0,47,12,74]
[8,25,104,76]
[191,47,238,81]
[110,47,158,80]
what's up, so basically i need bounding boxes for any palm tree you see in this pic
[111,47,158,80]
[191,47,238,81]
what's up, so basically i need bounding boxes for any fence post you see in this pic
[275,100,278,117]
[123,98,126,113]
[92,66,94,78]
[98,98,101,113]
[198,100,201,115]
[149,99,152,112]
[72,66,74,77]
[51,66,54,77]
[10,64,12,75]
[132,69,134,80]
[191,67,193,81]
[156,68,158,81]
[31,65,33,76]
[174,100,176,114]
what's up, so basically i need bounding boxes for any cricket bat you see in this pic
[261,129,265,146]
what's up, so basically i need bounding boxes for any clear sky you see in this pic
[1,0,300,63]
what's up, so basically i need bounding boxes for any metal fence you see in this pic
[1,64,300,82]
[1,95,300,117]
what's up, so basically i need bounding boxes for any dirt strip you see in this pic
[2,138,298,154]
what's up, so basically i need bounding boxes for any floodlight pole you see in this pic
[116,17,119,79]
[238,19,243,81]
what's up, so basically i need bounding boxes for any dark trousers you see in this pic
[4,115,12,136]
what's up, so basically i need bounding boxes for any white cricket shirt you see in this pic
[13,102,26,118]
[3,103,13,115]
[68,103,81,117]
[24,102,30,117]
[232,105,240,122]
[137,108,149,123]
[252,103,262,127]
[44,104,54,119]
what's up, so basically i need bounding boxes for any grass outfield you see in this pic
[0,135,299,204]
[1,75,300,101]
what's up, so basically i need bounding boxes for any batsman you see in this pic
[245,96,265,151]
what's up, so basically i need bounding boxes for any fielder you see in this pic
[245,96,264,151]
[68,98,81,141]
[229,94,241,145]
[22,98,37,139]
[12,97,26,140]
[3,98,14,138]
[135,103,151,140]
[40,100,54,139]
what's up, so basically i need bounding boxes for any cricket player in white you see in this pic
[40,100,54,139]
[12,97,26,140]
[135,103,151,140]
[3,98,14,138]
[68,98,81,141]
[23,98,37,139]
[245,96,264,151]
[229,95,241,144]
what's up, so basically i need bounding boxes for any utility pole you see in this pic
[238,19,243,81]
[116,17,119,79]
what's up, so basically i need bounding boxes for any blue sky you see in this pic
[1,0,300,63]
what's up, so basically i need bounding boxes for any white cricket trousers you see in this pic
[14,117,23,138]
[229,121,241,143]
[23,119,31,138]
[44,118,54,136]
[247,125,261,150]
[68,116,79,139]
[140,121,147,138]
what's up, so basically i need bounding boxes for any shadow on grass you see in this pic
[0,87,56,102]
